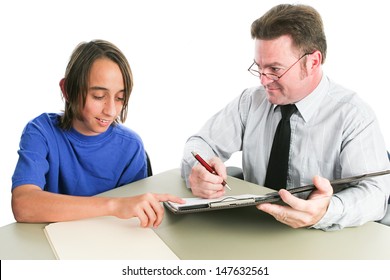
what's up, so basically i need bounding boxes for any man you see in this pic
[181,4,390,231]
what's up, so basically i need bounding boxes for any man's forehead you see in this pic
[254,38,299,64]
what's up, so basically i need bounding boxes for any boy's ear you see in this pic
[59,78,68,101]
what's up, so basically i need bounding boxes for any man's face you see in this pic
[254,35,312,105]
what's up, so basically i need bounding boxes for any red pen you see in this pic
[191,151,232,190]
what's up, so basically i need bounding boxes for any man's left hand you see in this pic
[257,176,333,228]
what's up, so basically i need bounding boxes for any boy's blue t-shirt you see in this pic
[12,113,147,196]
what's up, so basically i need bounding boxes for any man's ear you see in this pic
[59,78,68,101]
[308,50,322,70]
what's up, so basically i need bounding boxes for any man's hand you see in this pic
[188,157,228,198]
[257,176,333,228]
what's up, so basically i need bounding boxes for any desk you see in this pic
[1,168,390,260]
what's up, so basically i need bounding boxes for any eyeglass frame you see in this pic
[248,52,313,81]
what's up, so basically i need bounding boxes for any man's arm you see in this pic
[181,91,252,191]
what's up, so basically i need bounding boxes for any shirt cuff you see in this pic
[311,196,344,231]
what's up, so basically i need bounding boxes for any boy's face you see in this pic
[72,58,125,136]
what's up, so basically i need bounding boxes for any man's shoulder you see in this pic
[239,86,269,109]
[327,80,374,119]
[242,86,266,96]
[240,86,267,101]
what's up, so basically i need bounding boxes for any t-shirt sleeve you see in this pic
[12,121,50,190]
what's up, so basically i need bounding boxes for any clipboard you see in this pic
[164,169,390,214]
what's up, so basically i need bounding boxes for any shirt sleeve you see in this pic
[181,90,252,187]
[12,121,50,190]
[312,113,390,230]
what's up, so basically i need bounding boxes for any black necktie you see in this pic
[264,104,297,190]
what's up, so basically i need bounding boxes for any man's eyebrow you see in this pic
[254,60,284,70]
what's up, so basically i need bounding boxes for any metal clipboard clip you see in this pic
[209,196,256,208]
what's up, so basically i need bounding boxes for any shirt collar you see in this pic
[270,74,329,122]
[294,74,329,123]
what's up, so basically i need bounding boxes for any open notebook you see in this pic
[44,216,179,260]
[165,170,390,214]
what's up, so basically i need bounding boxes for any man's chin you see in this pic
[266,94,282,105]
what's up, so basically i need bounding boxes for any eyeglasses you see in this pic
[248,52,312,81]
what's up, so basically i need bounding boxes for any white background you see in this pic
[1,0,389,228]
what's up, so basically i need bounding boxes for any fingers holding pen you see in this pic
[190,152,230,198]
[189,163,226,198]
[208,157,228,181]
[208,157,232,190]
